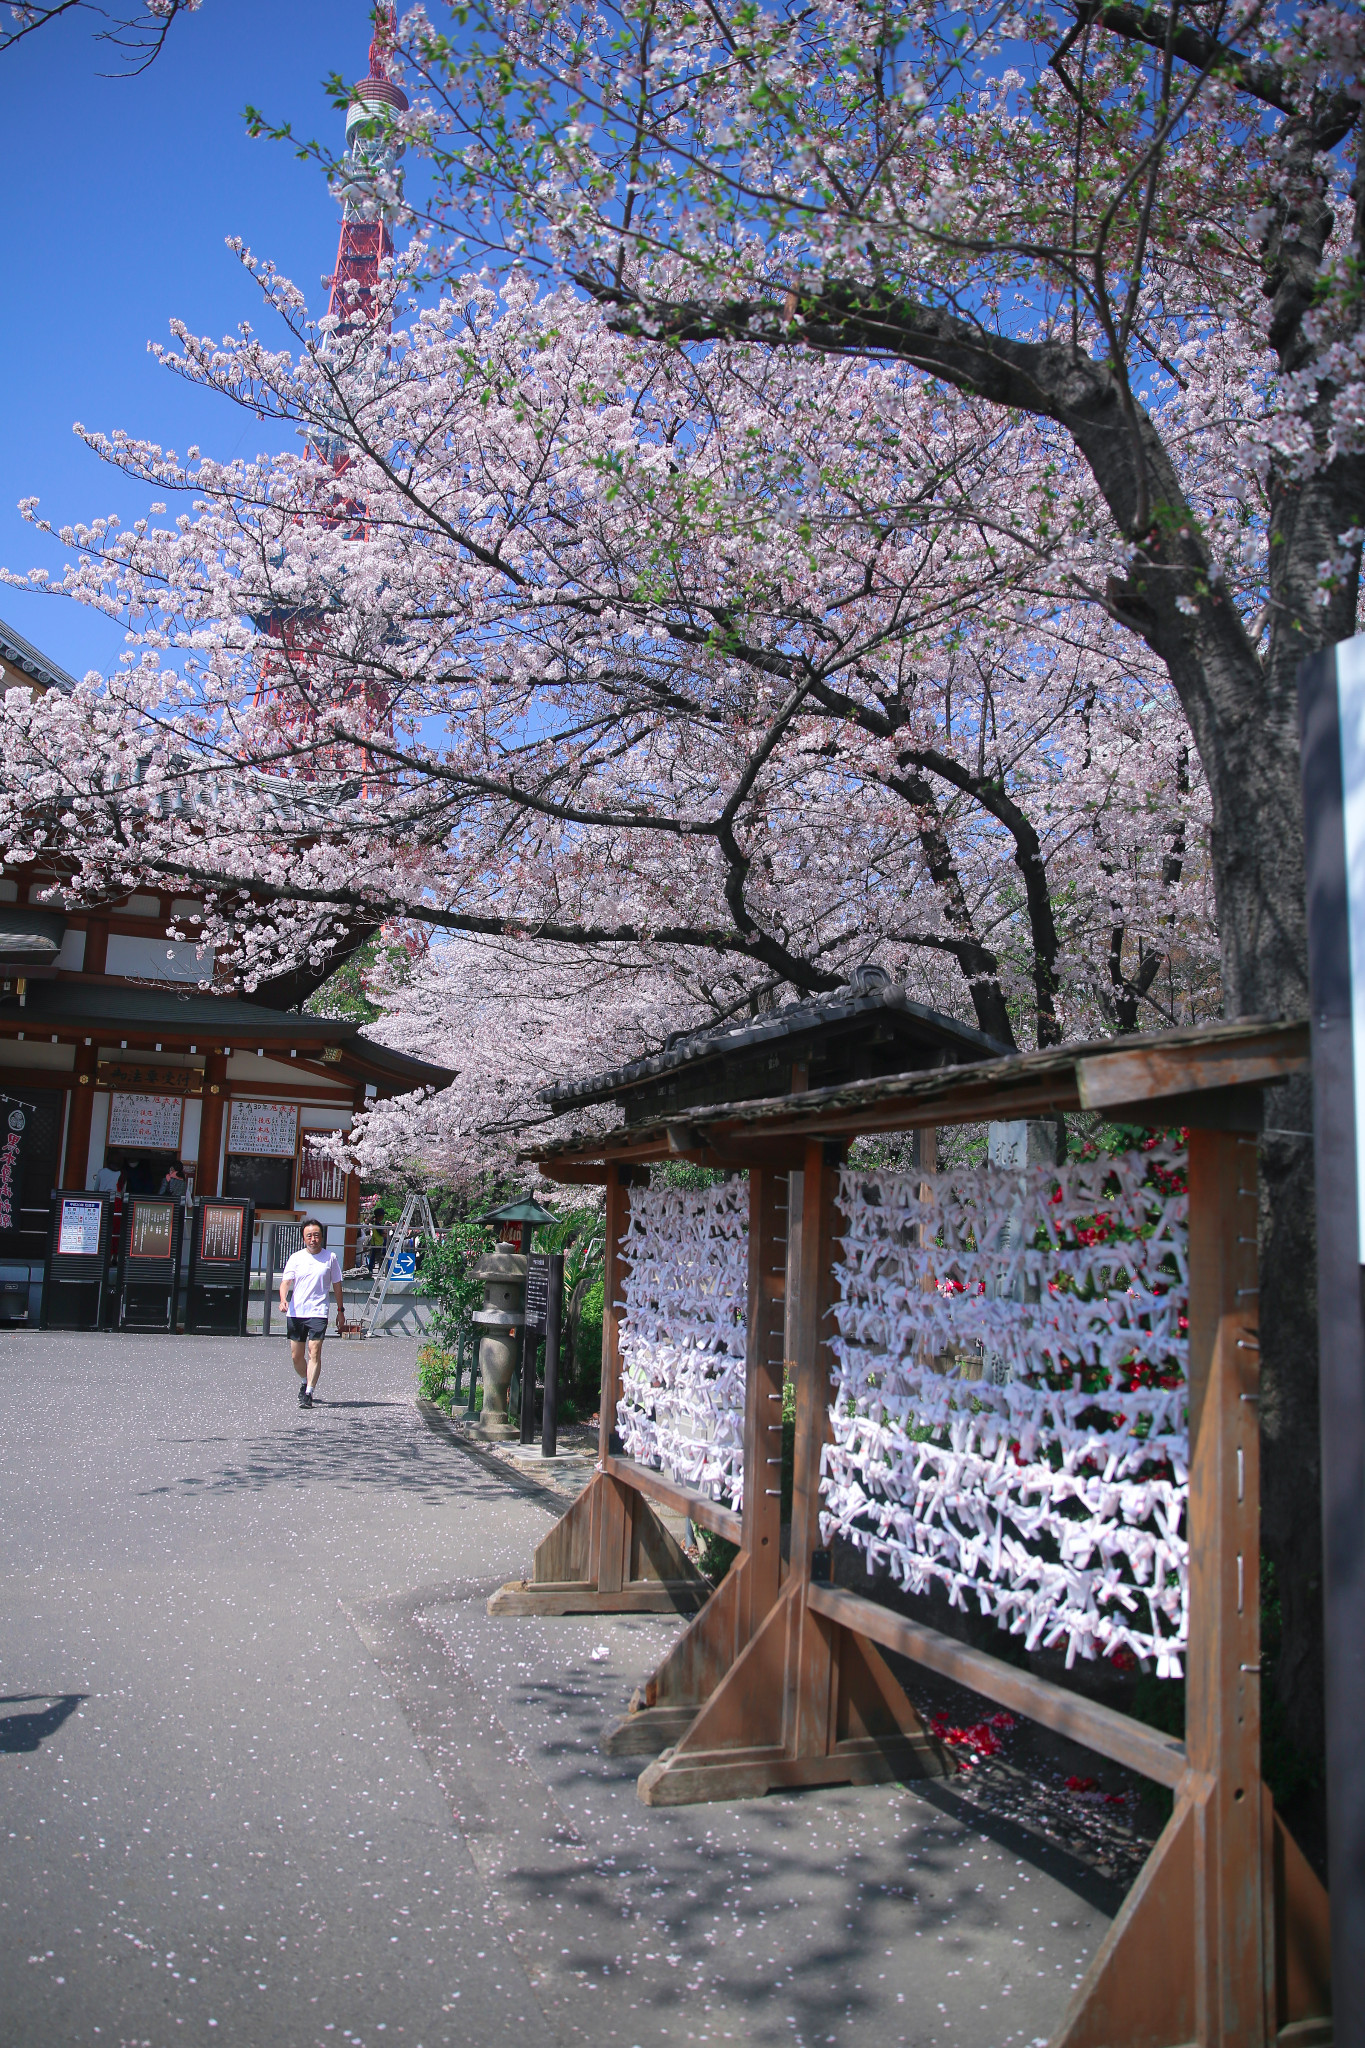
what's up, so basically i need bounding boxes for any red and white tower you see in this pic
[328,5,409,334]
[252,7,408,730]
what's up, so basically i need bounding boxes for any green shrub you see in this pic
[575,1273,604,1399]
[417,1343,456,1404]
[697,1530,738,1584]
[422,1217,494,1352]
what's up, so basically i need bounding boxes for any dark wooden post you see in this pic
[197,1051,227,1198]
[61,1043,97,1186]
[519,1326,537,1445]
[742,1167,788,1636]
[344,1086,364,1271]
[1185,1128,1266,2033]
[786,1138,845,1756]
[541,1252,563,1459]
[593,1161,635,1593]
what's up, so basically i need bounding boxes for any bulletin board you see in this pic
[108,1093,184,1151]
[226,1100,299,1158]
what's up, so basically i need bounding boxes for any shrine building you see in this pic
[0,615,451,1298]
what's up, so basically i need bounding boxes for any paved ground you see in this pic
[1,1334,1124,2048]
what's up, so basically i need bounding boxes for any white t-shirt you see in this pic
[282,1247,342,1320]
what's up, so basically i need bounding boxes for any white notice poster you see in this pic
[108,1093,184,1150]
[57,1197,103,1257]
[227,1100,299,1158]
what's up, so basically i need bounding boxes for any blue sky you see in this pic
[0,0,381,682]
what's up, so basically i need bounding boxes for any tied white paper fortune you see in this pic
[820,1146,1189,1675]
[616,1180,749,1508]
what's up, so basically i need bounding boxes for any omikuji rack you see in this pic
[494,1017,1330,2048]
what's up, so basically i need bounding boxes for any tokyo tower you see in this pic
[252,6,408,739]
[328,5,409,334]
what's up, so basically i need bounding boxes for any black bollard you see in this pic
[541,1253,564,1459]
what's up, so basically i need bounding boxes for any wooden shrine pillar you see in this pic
[197,1051,228,1198]
[343,1086,365,1270]
[1054,1129,1330,2048]
[61,1042,98,1186]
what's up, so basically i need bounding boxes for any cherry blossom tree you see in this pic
[1,261,1214,1055]
[306,0,1362,1804]
[339,933,707,1189]
[2,0,201,70]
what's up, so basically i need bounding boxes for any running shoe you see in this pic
[298,1384,312,1408]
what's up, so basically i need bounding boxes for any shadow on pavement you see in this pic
[138,1407,524,1506]
[0,1693,86,1753]
[309,1399,408,1410]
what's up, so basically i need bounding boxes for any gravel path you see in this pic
[1,1332,1124,2047]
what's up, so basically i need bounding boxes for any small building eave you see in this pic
[0,979,455,1091]
[0,614,78,695]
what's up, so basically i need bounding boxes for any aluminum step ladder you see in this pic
[359,1192,438,1337]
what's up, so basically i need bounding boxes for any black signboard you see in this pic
[40,1190,114,1330]
[116,1195,186,1332]
[223,1153,294,1209]
[184,1198,255,1334]
[518,1252,566,1452]
[0,1092,64,1265]
[523,1253,550,1334]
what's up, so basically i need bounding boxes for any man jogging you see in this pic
[280,1219,347,1407]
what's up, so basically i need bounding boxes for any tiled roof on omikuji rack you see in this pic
[529,1016,1308,1173]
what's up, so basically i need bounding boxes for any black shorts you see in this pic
[287,1316,328,1343]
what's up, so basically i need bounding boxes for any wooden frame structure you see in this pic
[495,1018,1332,2046]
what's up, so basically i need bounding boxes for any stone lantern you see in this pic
[470,1195,557,1436]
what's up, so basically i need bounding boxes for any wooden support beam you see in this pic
[61,1042,97,1184]
[785,1138,844,1760]
[487,1468,710,1616]
[806,1583,1187,1789]
[741,1166,787,1638]
[487,1575,705,1617]
[1184,1129,1266,2037]
[603,1554,754,1755]
[593,1162,635,1594]
[600,1454,742,1547]
[634,1579,948,1804]
[197,1051,227,1197]
[1076,1039,1307,1111]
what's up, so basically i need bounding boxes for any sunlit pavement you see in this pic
[1,1334,1118,2047]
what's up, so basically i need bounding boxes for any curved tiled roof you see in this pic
[538,967,1008,1116]
[0,615,77,695]
[0,980,453,1088]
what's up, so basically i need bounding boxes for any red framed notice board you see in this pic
[128,1201,175,1261]
[198,1204,245,1263]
